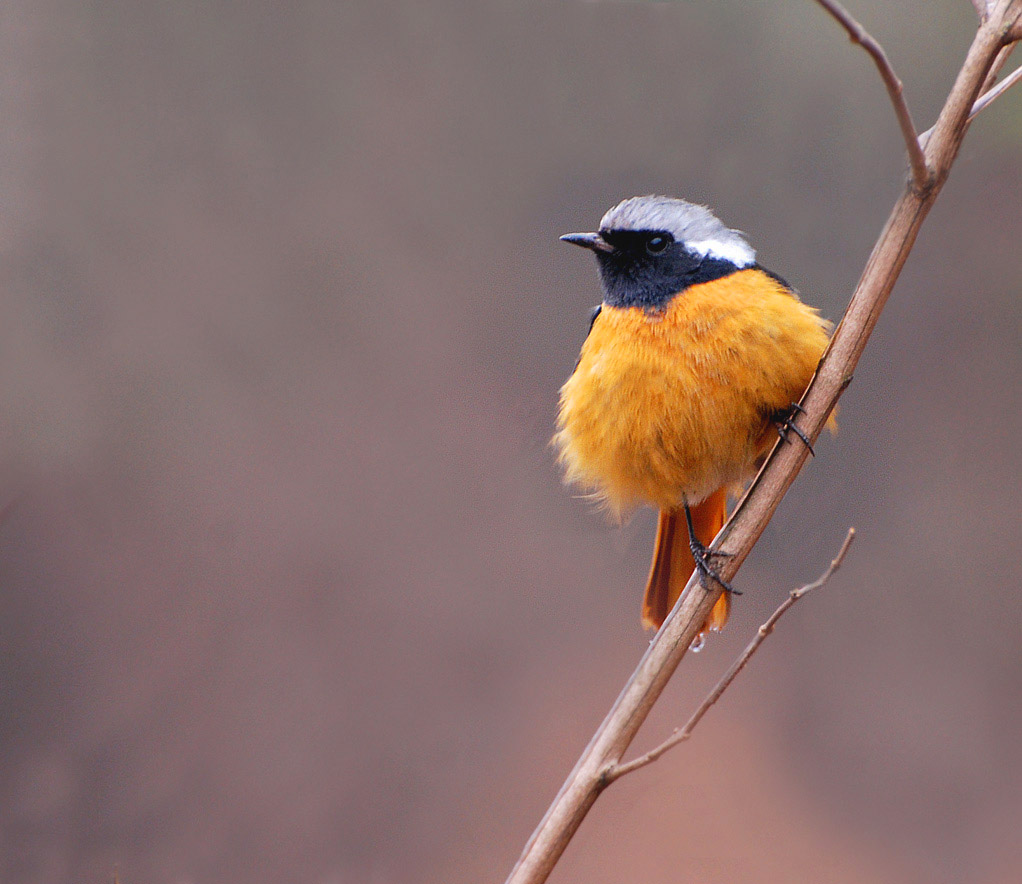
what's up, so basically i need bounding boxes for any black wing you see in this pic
[572,304,603,372]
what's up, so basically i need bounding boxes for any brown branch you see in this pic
[812,0,931,190]
[604,528,856,784]
[971,0,1022,39]
[504,6,1022,884]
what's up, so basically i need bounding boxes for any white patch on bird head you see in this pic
[599,195,756,268]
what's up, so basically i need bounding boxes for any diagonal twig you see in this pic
[969,61,1022,118]
[981,42,1017,97]
[812,0,931,190]
[920,44,1021,144]
[603,528,856,784]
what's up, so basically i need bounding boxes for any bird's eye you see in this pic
[645,234,672,255]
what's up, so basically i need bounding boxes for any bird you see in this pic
[554,195,831,641]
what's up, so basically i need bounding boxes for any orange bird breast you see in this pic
[554,267,831,516]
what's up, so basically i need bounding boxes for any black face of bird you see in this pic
[561,226,742,310]
[560,195,757,310]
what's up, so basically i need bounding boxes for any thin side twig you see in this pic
[813,0,931,190]
[920,44,1020,144]
[980,42,1017,98]
[969,61,1022,117]
[604,528,856,784]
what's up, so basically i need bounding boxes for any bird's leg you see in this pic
[773,401,814,456]
[683,500,741,596]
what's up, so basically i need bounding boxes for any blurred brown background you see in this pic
[1,1,1021,882]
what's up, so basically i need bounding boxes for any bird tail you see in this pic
[641,489,730,634]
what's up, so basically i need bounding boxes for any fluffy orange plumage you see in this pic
[555,268,830,514]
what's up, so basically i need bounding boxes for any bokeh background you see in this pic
[2,1,1021,882]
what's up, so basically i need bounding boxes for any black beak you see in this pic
[559,232,615,254]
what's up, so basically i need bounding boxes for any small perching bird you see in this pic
[555,196,831,641]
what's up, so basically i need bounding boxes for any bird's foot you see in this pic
[689,537,741,596]
[774,401,814,455]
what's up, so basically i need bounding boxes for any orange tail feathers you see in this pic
[641,489,730,634]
